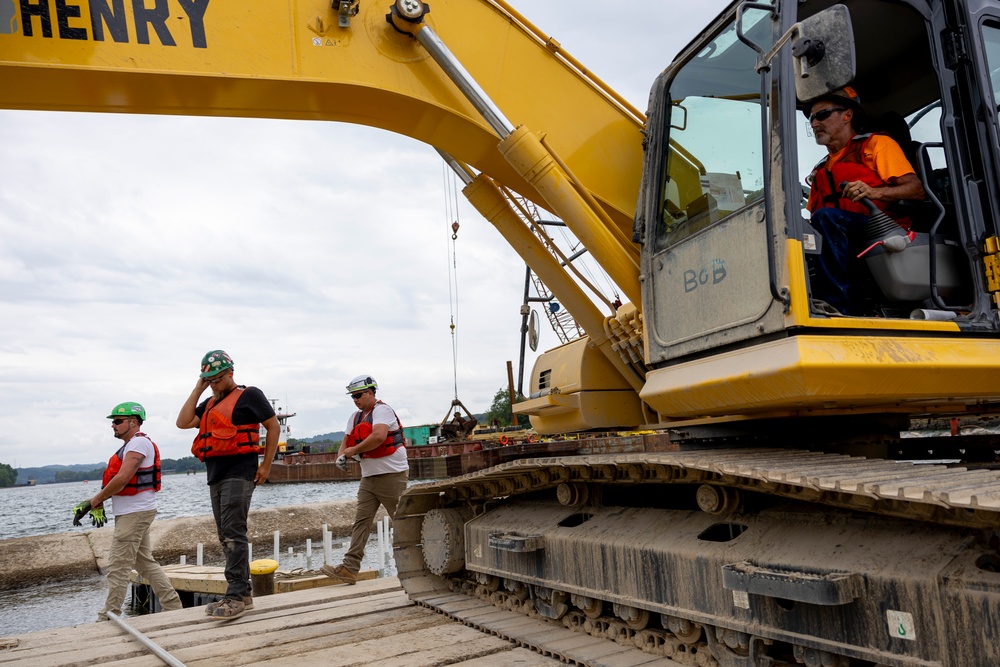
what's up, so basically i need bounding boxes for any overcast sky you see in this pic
[0,0,731,469]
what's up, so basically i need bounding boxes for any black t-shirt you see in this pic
[195,385,275,485]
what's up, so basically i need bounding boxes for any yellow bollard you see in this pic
[249,559,279,596]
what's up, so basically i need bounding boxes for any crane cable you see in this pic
[442,164,462,401]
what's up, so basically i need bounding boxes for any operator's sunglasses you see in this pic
[112,418,130,425]
[808,107,846,123]
[351,391,368,400]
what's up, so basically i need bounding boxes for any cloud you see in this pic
[0,0,730,468]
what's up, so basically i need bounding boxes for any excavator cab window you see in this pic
[655,6,773,251]
[795,0,976,314]
[986,22,1000,108]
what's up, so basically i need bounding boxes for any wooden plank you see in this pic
[274,569,377,593]
[0,587,413,666]
[455,647,564,666]
[244,621,529,666]
[100,606,455,666]
[129,564,379,596]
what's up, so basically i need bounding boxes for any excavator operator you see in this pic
[803,86,926,315]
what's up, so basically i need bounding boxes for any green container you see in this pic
[403,425,433,446]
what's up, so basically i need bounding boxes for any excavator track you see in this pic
[393,449,1000,666]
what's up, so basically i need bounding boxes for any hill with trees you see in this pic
[12,456,206,485]
[0,463,16,488]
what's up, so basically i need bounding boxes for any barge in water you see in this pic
[266,429,656,482]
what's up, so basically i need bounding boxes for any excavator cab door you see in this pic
[639,3,785,365]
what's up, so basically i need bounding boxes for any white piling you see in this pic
[306,538,312,558]
[196,543,203,567]
[273,531,280,565]
[179,555,186,565]
[321,524,328,565]
[248,543,253,563]
[376,518,384,565]
[384,516,392,562]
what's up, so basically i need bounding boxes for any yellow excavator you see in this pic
[4,0,1000,663]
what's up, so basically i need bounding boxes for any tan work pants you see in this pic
[99,508,182,620]
[342,471,408,573]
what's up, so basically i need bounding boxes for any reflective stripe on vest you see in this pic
[346,401,405,459]
[191,387,262,461]
[102,434,161,495]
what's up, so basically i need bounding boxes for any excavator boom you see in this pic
[0,0,643,236]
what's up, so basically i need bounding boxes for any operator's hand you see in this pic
[842,180,874,203]
[335,455,349,471]
[72,500,92,526]
[89,507,107,528]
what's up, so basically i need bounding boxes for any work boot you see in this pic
[204,595,253,616]
[320,563,357,585]
[210,597,246,619]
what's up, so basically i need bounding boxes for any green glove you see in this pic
[72,500,92,526]
[89,507,107,528]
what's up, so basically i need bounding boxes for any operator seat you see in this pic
[860,113,968,308]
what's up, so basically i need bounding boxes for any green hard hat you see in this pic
[107,401,146,422]
[200,350,234,378]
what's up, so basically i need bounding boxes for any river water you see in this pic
[0,474,402,636]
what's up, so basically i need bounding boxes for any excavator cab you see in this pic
[635,0,1000,421]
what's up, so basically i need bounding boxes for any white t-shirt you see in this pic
[345,402,409,477]
[109,435,158,516]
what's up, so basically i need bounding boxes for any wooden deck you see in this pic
[135,564,378,596]
[0,577,565,666]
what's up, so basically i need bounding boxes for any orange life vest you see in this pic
[191,387,262,461]
[346,401,405,458]
[807,133,912,229]
[102,433,161,495]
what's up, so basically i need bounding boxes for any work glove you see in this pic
[72,500,92,526]
[89,507,107,528]
[335,454,361,471]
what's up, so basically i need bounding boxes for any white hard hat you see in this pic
[346,374,378,394]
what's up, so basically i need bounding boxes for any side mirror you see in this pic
[792,5,856,103]
[528,310,539,352]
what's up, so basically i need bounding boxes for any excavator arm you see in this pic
[1,0,651,426]
[0,0,642,247]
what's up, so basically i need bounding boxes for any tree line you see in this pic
[52,456,208,482]
[0,457,207,486]
[0,463,15,488]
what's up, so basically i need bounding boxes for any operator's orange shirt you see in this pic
[806,134,916,212]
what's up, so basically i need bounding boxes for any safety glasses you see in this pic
[808,107,846,123]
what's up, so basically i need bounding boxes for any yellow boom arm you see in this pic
[1,0,656,429]
[0,0,643,244]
